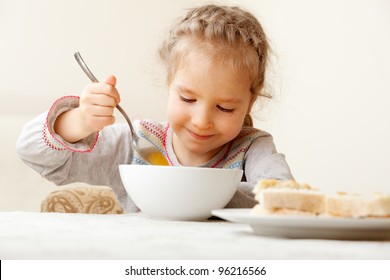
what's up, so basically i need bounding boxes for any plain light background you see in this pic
[1,0,389,211]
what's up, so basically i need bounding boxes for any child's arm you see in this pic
[16,107,133,184]
[54,75,120,143]
[225,135,294,208]
[16,75,139,212]
[225,182,259,208]
[244,135,294,185]
[16,109,135,210]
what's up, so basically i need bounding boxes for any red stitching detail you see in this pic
[140,120,165,141]
[44,96,99,153]
[163,124,173,166]
[211,142,233,168]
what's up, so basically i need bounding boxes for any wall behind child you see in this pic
[1,0,389,211]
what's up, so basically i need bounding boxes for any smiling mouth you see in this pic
[187,129,214,140]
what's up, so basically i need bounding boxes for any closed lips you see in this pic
[188,129,214,140]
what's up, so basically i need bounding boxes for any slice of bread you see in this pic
[252,179,325,215]
[327,192,390,218]
[252,179,390,218]
[365,193,390,217]
[326,192,366,218]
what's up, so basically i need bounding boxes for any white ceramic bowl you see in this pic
[119,165,243,221]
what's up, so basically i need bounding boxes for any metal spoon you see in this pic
[74,52,168,166]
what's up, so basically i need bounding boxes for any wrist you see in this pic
[54,107,95,143]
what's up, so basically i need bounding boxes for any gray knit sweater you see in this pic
[16,96,294,212]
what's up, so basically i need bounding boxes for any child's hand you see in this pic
[54,75,121,143]
[78,75,121,133]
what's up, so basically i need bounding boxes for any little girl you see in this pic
[17,4,293,213]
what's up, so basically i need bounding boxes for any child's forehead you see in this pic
[168,37,256,90]
[172,55,252,97]
[177,49,251,80]
[180,56,238,77]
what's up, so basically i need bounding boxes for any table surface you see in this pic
[0,211,389,259]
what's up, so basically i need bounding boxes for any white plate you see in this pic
[212,209,390,240]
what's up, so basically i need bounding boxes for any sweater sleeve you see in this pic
[16,96,137,211]
[225,134,294,209]
[244,134,294,185]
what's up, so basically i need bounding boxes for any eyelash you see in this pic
[217,106,234,113]
[179,96,234,113]
[179,96,195,103]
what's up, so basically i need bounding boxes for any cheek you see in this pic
[167,96,187,126]
[216,115,244,138]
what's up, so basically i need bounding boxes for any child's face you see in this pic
[167,50,255,166]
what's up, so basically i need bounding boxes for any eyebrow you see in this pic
[177,85,196,95]
[177,85,243,104]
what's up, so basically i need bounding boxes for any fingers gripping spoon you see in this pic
[74,52,168,166]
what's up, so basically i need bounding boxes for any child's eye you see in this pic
[217,105,234,113]
[179,95,196,103]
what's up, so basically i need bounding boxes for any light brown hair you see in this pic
[159,4,271,127]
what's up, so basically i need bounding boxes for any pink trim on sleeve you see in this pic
[163,123,173,166]
[43,96,99,153]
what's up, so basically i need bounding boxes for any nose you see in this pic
[191,105,213,130]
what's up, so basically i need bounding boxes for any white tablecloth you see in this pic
[0,212,389,259]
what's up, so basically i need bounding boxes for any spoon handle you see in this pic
[74,52,136,136]
[74,52,99,83]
